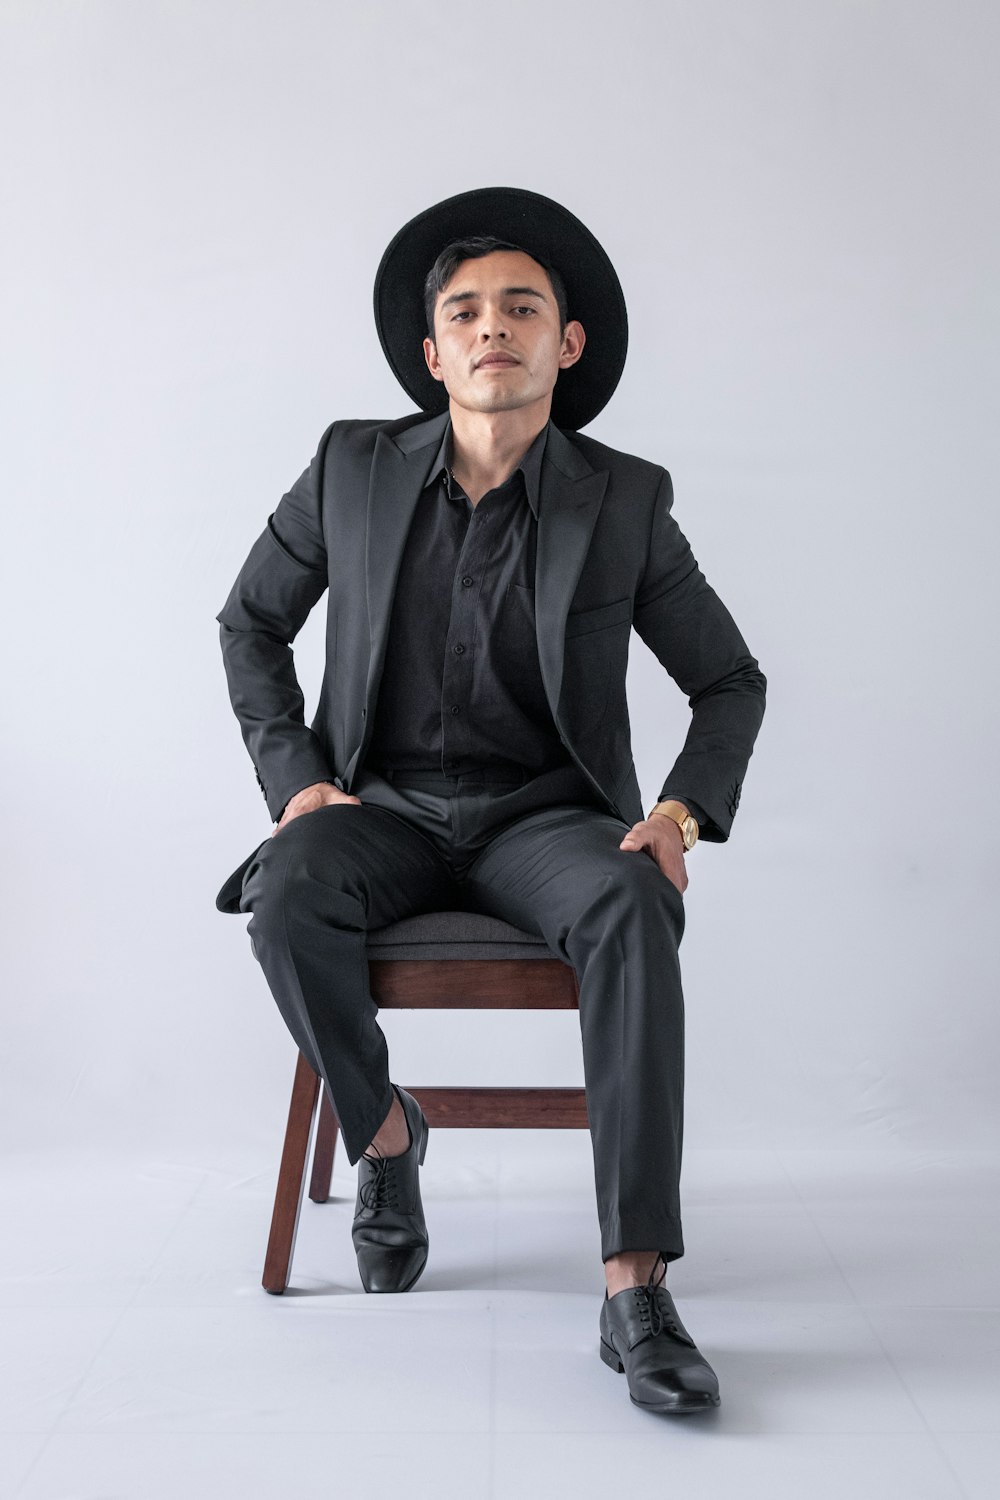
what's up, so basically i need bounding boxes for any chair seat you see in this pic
[251,910,556,966]
[365,909,554,961]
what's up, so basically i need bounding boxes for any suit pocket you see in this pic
[500,582,538,650]
[564,595,632,638]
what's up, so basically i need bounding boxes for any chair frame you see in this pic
[262,951,586,1294]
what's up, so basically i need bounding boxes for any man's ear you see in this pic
[422,334,444,381]
[558,319,586,371]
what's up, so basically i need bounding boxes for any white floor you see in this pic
[2,1137,998,1499]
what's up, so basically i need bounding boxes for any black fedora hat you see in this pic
[373,186,628,432]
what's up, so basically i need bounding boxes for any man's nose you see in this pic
[478,309,510,339]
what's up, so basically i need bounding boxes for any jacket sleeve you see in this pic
[631,468,767,843]
[215,423,338,823]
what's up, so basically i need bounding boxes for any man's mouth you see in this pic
[477,355,519,367]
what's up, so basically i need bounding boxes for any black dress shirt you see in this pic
[365,417,575,778]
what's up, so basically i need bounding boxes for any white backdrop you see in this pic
[2,0,997,1161]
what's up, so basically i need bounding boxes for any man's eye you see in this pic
[451,306,536,320]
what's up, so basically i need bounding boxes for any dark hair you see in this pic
[423,234,569,343]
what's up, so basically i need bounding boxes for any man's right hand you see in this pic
[271,781,361,837]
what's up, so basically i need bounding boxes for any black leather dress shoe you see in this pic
[352,1083,429,1294]
[600,1258,721,1413]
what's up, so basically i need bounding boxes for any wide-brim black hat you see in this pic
[373,186,628,432]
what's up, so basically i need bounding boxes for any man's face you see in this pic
[423,249,585,418]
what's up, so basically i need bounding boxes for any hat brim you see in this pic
[373,186,628,432]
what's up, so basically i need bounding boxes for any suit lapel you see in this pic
[534,423,610,714]
[362,410,450,702]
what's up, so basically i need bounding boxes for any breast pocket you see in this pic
[500,581,538,648]
[564,595,633,639]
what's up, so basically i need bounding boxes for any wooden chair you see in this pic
[258,909,587,1294]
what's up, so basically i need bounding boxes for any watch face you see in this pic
[682,817,698,849]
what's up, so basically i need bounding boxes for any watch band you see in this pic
[650,799,699,851]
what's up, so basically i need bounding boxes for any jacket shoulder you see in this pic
[319,413,435,457]
[559,428,667,488]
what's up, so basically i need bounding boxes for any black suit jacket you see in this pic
[214,409,766,911]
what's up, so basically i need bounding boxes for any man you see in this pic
[214,186,766,1416]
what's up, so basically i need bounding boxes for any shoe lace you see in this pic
[359,1145,401,1212]
[632,1255,690,1342]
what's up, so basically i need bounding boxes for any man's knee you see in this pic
[579,850,684,938]
[239,813,366,928]
[559,850,680,946]
[619,849,684,912]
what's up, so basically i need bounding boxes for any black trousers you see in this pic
[238,761,688,1265]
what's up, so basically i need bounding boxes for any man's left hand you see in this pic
[619,815,688,896]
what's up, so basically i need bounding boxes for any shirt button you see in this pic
[453,643,465,654]
[450,704,460,715]
[461,576,473,587]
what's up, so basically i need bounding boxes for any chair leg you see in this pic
[262,1051,321,1295]
[309,1086,339,1202]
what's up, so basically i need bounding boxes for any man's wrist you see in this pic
[654,792,709,831]
[649,799,692,823]
[649,799,699,852]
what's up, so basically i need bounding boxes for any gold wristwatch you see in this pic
[650,799,699,852]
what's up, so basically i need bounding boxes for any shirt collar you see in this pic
[424,416,550,519]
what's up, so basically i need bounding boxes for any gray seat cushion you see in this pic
[366,909,556,961]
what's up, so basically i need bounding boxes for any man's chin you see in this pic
[449,384,548,415]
